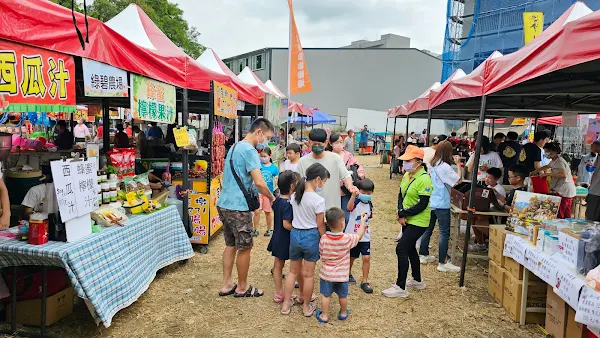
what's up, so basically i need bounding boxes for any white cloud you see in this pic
[173,0,448,58]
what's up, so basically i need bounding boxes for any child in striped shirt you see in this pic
[316,208,366,324]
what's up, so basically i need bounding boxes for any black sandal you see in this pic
[360,282,373,294]
[218,283,237,296]
[233,285,264,298]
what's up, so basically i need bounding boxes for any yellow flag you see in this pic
[523,12,544,44]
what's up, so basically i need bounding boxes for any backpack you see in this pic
[341,161,361,196]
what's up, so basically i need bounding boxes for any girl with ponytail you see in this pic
[281,163,330,316]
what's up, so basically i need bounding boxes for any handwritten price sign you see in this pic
[554,270,586,310]
[576,286,600,328]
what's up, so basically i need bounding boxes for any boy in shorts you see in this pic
[316,208,366,323]
[346,178,374,293]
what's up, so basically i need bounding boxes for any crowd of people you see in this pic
[214,117,598,324]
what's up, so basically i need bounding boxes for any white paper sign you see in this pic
[51,159,99,223]
[575,286,600,328]
[557,232,580,269]
[504,235,527,265]
[50,161,78,222]
[82,58,128,97]
[524,248,541,275]
[562,112,578,127]
[554,270,586,310]
[65,213,92,242]
[537,253,561,286]
[71,160,99,216]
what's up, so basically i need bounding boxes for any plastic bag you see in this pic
[582,227,600,275]
[585,265,600,292]
[134,172,151,192]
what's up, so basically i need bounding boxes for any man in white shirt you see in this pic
[22,166,58,219]
[73,118,91,142]
[295,128,358,209]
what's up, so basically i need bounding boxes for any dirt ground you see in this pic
[5,155,545,338]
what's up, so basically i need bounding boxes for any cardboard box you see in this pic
[566,307,585,338]
[502,272,546,324]
[489,224,507,252]
[488,260,505,304]
[546,285,567,338]
[7,287,74,326]
[504,257,524,279]
[489,244,505,267]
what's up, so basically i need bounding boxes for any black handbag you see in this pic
[230,143,260,211]
[341,157,361,196]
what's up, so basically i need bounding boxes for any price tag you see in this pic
[174,127,190,147]
[507,236,527,265]
[554,270,586,310]
[537,253,561,286]
[575,286,600,328]
[503,234,516,258]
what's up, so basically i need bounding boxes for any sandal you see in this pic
[315,309,328,324]
[218,283,237,297]
[295,294,316,305]
[233,285,264,298]
[303,301,317,317]
[273,293,295,304]
[280,306,292,315]
[360,282,374,294]
[338,309,350,321]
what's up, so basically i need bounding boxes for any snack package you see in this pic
[123,176,138,193]
[134,172,151,193]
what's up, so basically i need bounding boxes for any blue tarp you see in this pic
[289,109,336,124]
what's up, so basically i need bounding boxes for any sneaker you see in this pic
[468,243,486,252]
[252,230,259,237]
[419,255,436,264]
[382,285,409,298]
[406,278,426,290]
[348,274,357,284]
[437,262,461,273]
[264,230,273,237]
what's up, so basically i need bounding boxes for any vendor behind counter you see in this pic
[21,165,57,220]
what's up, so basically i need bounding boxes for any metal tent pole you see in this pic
[182,88,190,234]
[459,95,488,288]
[534,117,539,132]
[102,98,110,151]
[491,119,495,139]
[426,109,432,146]
[405,116,410,144]
[254,104,258,119]
[392,117,397,145]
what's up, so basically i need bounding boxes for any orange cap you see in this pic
[399,145,424,161]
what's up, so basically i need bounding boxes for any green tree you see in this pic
[50,0,206,58]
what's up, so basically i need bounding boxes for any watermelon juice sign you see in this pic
[130,74,176,124]
[0,40,76,112]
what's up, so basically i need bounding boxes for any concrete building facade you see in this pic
[223,34,441,126]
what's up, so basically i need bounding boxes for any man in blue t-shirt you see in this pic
[217,118,275,299]
[359,125,369,155]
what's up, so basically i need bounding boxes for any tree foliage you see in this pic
[50,0,206,58]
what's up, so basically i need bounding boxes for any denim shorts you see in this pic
[320,279,349,298]
[289,228,320,262]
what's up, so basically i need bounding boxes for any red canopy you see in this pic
[430,51,502,108]
[404,82,441,115]
[0,1,262,104]
[483,2,593,96]
[289,101,314,116]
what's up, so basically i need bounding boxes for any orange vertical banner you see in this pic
[288,0,312,94]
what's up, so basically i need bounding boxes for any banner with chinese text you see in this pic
[82,58,128,97]
[524,12,544,44]
[288,0,312,94]
[0,40,76,112]
[130,74,176,124]
[213,81,238,119]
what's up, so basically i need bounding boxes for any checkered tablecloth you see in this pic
[0,205,194,327]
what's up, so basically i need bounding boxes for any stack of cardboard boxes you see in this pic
[488,225,546,324]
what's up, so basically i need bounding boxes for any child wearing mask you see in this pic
[253,147,279,237]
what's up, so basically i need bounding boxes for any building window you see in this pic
[253,53,265,70]
[238,58,249,73]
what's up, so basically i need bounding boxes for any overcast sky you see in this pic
[174,0,448,59]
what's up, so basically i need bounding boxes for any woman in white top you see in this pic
[531,142,576,219]
[418,141,463,272]
[281,163,329,316]
[467,136,503,183]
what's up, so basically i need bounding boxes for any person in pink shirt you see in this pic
[316,208,366,323]
[327,133,365,224]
